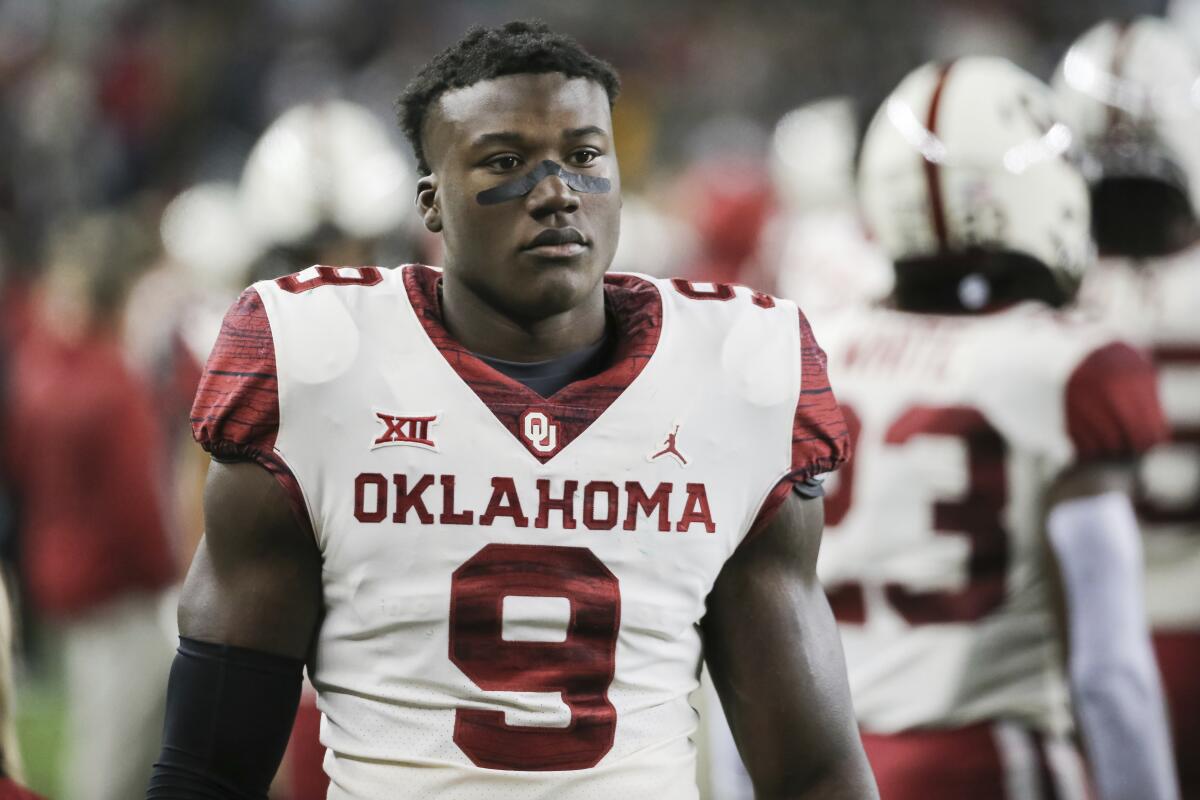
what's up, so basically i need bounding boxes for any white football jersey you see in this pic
[1079,246,1200,630]
[192,264,847,799]
[814,302,1166,735]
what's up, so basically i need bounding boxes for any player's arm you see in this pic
[146,286,322,799]
[702,492,878,800]
[1044,339,1179,800]
[145,461,323,799]
[1044,463,1179,800]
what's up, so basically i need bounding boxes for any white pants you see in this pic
[61,590,175,800]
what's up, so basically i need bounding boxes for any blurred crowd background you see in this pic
[0,0,1186,796]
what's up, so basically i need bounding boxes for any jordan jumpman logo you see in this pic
[649,424,688,466]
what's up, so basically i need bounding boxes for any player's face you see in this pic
[419,73,621,320]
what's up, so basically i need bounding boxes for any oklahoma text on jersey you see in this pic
[190,263,847,800]
[353,473,717,533]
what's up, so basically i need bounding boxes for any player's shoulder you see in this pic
[810,299,1125,366]
[190,284,280,464]
[1050,313,1168,462]
[204,265,410,355]
[619,273,807,343]
[1013,303,1156,397]
[621,273,788,315]
[982,303,1167,462]
[963,303,1147,415]
[252,263,408,308]
[621,275,850,489]
[628,274,837,397]
[974,302,1131,374]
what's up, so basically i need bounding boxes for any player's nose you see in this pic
[525,174,580,218]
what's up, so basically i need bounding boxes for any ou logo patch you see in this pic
[519,409,561,456]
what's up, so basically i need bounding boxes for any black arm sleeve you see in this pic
[145,636,305,800]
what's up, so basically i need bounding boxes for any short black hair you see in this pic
[398,20,621,175]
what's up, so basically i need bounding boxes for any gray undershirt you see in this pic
[476,335,612,398]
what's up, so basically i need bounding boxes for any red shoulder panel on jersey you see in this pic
[1065,341,1169,462]
[190,288,313,536]
[748,308,851,539]
[791,308,851,478]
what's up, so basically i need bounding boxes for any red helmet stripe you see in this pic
[924,61,955,251]
[1106,19,1134,131]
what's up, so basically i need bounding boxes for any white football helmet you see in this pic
[239,99,415,248]
[160,182,260,292]
[1053,16,1200,216]
[769,96,858,212]
[859,56,1091,295]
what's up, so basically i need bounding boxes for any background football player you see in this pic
[816,56,1178,799]
[146,22,877,799]
[1055,17,1200,798]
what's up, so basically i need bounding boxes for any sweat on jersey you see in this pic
[189,264,847,800]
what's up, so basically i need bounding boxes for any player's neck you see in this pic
[438,274,608,363]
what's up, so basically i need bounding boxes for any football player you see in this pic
[1055,17,1200,799]
[816,57,1178,799]
[146,21,877,800]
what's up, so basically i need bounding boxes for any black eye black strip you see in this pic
[476,159,612,205]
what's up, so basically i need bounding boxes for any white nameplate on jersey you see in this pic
[371,411,440,452]
[648,421,689,467]
[519,409,562,457]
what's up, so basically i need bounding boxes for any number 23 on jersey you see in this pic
[823,403,1010,626]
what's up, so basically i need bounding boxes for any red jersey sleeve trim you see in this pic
[747,308,852,541]
[1065,341,1169,463]
[790,308,851,480]
[191,288,279,460]
[190,288,313,537]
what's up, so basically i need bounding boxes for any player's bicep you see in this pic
[702,493,876,798]
[179,459,323,660]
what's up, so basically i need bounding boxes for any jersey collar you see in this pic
[402,264,663,463]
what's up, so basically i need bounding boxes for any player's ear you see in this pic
[417,174,442,233]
